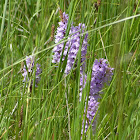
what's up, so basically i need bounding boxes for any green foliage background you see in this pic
[0,0,140,139]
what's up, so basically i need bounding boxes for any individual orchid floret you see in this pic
[22,55,41,87]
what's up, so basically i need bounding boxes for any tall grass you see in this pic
[0,0,140,139]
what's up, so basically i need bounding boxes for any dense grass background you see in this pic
[0,0,140,139]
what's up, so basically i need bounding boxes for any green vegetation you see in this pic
[0,0,140,139]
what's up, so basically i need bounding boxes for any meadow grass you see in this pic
[0,0,140,139]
